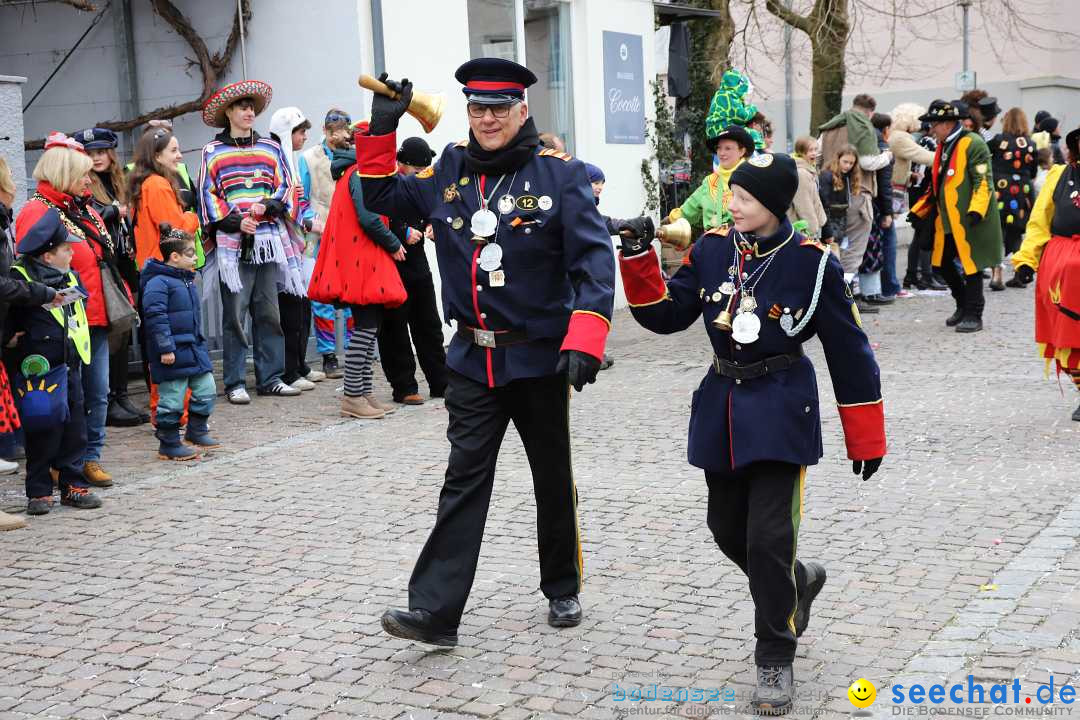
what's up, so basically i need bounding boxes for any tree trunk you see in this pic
[705,0,736,85]
[809,39,845,133]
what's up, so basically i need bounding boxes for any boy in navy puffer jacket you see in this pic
[140,223,220,460]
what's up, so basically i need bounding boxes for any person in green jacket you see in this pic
[910,100,1003,333]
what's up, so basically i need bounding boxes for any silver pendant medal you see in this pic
[470,208,498,237]
[479,243,503,272]
[731,311,761,344]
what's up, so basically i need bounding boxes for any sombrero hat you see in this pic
[202,80,273,128]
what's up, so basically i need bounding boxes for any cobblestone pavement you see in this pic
[1,277,1079,720]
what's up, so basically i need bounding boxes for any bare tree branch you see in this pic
[24,0,252,150]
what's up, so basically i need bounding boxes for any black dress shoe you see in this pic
[926,276,949,291]
[945,308,964,327]
[548,595,582,627]
[380,608,458,647]
[752,664,794,714]
[902,275,916,289]
[956,316,983,333]
[1005,275,1029,288]
[989,279,1005,291]
[864,294,895,305]
[854,299,880,315]
[795,561,827,638]
[1072,402,1080,422]
[116,395,151,424]
[105,399,144,427]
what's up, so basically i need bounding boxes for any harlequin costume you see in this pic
[1011,127,1080,421]
[990,131,1037,255]
[910,100,1003,333]
[619,153,885,713]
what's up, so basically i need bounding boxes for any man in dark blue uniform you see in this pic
[620,154,885,713]
[356,58,616,646]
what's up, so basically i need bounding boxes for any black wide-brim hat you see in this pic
[706,124,756,157]
[978,96,1000,119]
[455,57,537,105]
[919,99,962,123]
[202,80,273,128]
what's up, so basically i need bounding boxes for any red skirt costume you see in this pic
[1013,162,1080,373]
[0,363,21,438]
[308,159,406,309]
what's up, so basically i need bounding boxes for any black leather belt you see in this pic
[456,325,529,349]
[713,349,804,381]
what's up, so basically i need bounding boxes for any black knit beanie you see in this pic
[728,153,799,220]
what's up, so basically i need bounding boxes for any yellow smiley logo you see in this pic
[848,678,876,708]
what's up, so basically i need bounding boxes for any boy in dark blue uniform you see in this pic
[356,59,616,646]
[3,210,102,515]
[619,154,886,714]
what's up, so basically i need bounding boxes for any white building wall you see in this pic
[0,76,28,211]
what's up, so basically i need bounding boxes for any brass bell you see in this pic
[713,309,733,332]
[358,74,446,134]
[657,217,692,250]
[712,292,737,332]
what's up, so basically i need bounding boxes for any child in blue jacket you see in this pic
[140,223,220,460]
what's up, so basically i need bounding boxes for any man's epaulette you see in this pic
[702,224,732,237]
[538,148,573,161]
[800,237,829,253]
[416,166,435,179]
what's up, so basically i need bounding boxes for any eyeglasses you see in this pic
[467,103,517,119]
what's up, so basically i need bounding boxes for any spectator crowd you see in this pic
[0,74,1075,533]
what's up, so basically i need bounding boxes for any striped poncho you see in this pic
[198,132,306,295]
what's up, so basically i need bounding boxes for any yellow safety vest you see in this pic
[12,264,92,365]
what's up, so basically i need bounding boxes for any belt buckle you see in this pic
[474,329,496,348]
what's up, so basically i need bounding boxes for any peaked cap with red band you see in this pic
[454,57,537,105]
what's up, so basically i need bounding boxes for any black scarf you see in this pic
[465,117,540,175]
[25,256,69,288]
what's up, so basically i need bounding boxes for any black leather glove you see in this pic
[556,350,601,392]
[852,458,882,481]
[369,74,413,136]
[1015,264,1035,284]
[618,216,655,256]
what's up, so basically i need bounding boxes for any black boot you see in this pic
[156,423,199,461]
[1071,402,1080,422]
[184,414,221,448]
[106,396,143,427]
[380,608,458,646]
[956,315,983,333]
[752,664,794,714]
[945,307,964,327]
[795,562,827,638]
[548,595,583,627]
[116,393,150,424]
[322,353,343,379]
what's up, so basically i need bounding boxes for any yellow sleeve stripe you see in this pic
[572,309,612,329]
[837,399,883,408]
[628,293,671,308]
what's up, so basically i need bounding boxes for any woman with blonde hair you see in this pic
[787,136,832,244]
[74,127,147,426]
[890,103,945,291]
[818,144,878,313]
[15,132,133,489]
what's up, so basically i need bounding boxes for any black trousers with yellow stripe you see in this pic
[706,461,808,666]
[408,369,582,628]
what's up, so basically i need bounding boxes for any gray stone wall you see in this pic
[0,76,28,212]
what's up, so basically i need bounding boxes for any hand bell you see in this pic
[657,217,692,250]
[358,74,445,134]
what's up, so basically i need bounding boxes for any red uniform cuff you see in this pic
[355,131,398,177]
[838,401,887,460]
[561,311,610,362]
[619,249,667,306]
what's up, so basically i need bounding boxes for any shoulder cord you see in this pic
[33,194,114,254]
[783,247,831,338]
